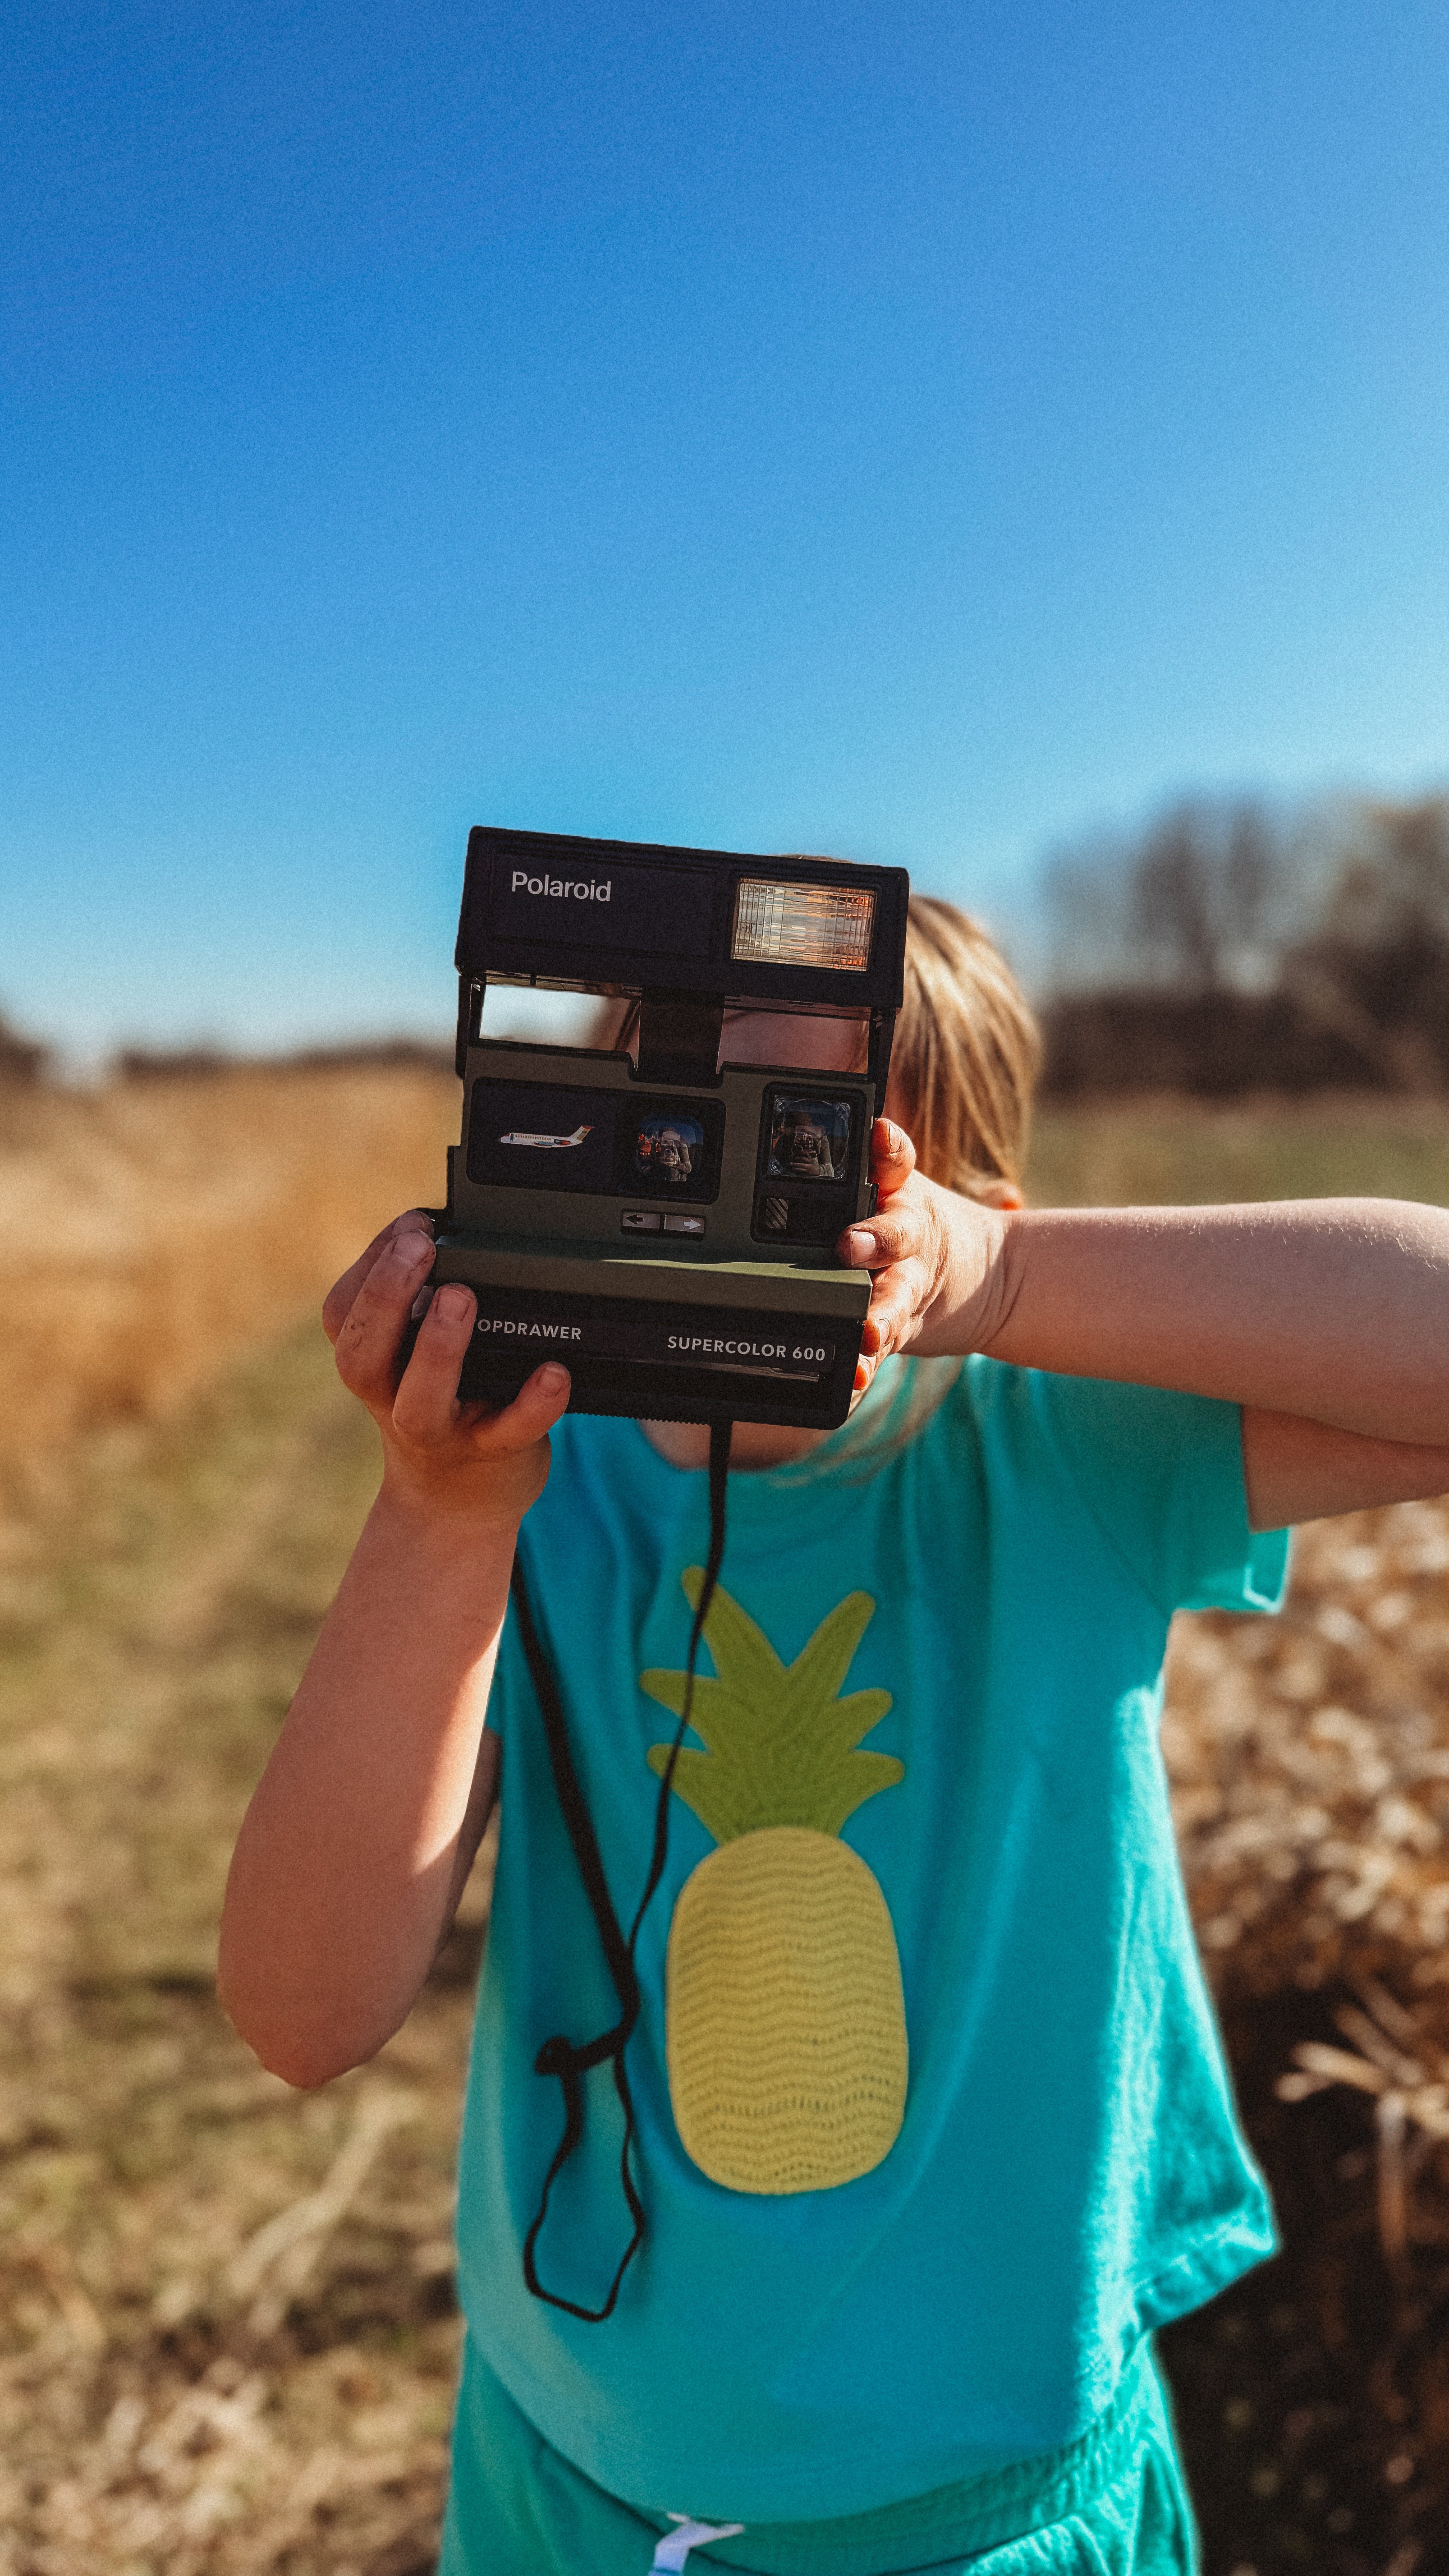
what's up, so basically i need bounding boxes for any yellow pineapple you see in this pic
[641,1575,907,2195]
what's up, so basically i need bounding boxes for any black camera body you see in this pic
[427,826,910,1428]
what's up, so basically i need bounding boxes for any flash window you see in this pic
[731,879,875,972]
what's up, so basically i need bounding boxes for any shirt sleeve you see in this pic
[1026,1371,1291,1620]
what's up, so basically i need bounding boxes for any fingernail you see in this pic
[538,1364,569,1395]
[436,1284,472,1322]
[394,1231,434,1270]
[843,1229,877,1262]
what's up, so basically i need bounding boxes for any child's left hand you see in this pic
[838,1122,1011,1389]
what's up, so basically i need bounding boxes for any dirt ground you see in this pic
[4,1076,1449,2574]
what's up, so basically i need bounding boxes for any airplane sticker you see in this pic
[498,1123,594,1150]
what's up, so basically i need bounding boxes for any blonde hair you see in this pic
[888,896,1041,1195]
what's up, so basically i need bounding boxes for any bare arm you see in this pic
[1237,1406,1449,1528]
[846,1127,1449,1530]
[968,1196,1449,1446]
[218,1216,569,2087]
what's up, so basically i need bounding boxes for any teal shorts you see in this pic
[440,2338,1199,2576]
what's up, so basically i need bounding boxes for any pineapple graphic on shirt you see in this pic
[640,1573,907,2195]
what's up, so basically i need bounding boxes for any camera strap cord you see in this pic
[509,1417,732,2323]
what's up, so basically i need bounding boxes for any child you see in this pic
[220,898,1449,2575]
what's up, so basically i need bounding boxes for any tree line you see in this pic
[1040,793,1449,1095]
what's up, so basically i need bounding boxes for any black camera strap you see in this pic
[509,1418,732,2322]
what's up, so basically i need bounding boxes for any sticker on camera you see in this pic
[468,1083,619,1191]
[764,1094,853,1184]
[630,1113,704,1189]
[612,1100,724,1204]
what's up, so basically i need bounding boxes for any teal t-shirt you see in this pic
[454,1358,1288,2524]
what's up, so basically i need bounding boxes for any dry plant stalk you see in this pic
[220,2085,417,2340]
[1277,1981,1449,2266]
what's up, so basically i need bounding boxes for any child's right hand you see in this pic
[322,1212,571,1532]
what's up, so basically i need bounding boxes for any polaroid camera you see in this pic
[427,827,910,1428]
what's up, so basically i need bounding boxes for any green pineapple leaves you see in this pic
[642,1572,902,1845]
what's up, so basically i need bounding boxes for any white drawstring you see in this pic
[648,2513,745,2574]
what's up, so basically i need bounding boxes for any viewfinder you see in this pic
[731,879,875,972]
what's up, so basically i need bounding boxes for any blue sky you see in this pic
[5,1,1449,1052]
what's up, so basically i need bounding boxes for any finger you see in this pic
[871,1118,917,1195]
[838,1204,918,1270]
[323,1210,435,1345]
[854,1281,913,1391]
[333,1226,436,1400]
[468,1361,573,1454]
[867,1269,922,1348]
[862,1256,933,1360]
[394,1293,575,1454]
[325,1208,434,1344]
[391,1281,477,1442]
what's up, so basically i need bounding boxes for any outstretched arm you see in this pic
[846,1126,1449,1529]
[218,1215,569,2087]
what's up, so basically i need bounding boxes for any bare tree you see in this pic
[1039,791,1449,1095]
[1045,796,1301,996]
[1288,798,1449,1090]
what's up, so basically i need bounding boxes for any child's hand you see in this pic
[322,1212,570,1532]
[838,1125,1011,1388]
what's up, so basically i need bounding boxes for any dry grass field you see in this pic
[0,1067,457,1511]
[4,1069,1449,2576]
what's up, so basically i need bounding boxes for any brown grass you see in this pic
[3,1079,1449,2572]
[0,1069,456,1509]
[1029,1089,1449,1212]
[0,1327,481,2574]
